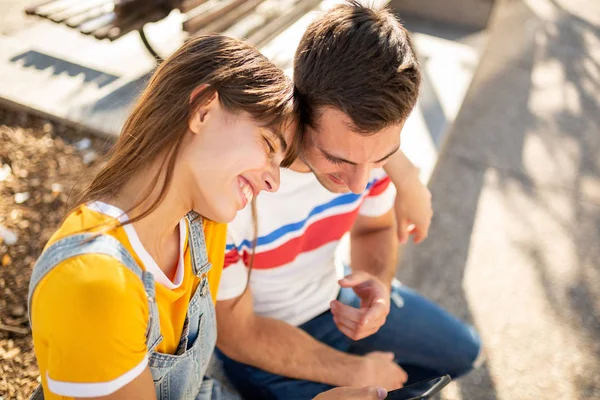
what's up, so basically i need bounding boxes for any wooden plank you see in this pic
[221,2,278,39]
[181,0,220,21]
[92,0,174,41]
[97,8,169,40]
[192,0,267,35]
[79,12,115,34]
[32,0,81,17]
[230,0,295,40]
[76,0,162,38]
[179,0,212,14]
[94,23,121,40]
[65,2,113,28]
[247,0,322,47]
[25,0,57,15]
[92,13,139,40]
[183,0,246,33]
[49,0,111,23]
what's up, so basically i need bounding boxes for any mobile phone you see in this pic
[386,375,451,400]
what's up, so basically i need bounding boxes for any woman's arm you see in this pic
[315,386,387,400]
[76,367,157,400]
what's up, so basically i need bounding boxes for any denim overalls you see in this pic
[27,212,236,400]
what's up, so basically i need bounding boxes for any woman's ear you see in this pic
[189,85,219,135]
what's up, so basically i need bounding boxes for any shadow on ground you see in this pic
[10,50,120,88]
[398,0,600,399]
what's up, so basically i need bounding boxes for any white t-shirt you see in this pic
[217,167,396,326]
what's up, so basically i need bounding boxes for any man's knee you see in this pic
[448,326,485,378]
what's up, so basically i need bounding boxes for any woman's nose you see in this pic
[261,164,280,193]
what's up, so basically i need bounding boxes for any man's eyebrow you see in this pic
[320,144,401,165]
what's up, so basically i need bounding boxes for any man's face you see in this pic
[299,108,403,194]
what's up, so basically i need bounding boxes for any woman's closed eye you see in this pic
[263,136,277,155]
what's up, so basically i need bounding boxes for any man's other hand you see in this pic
[394,176,432,244]
[331,272,390,340]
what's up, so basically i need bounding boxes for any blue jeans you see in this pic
[217,284,482,400]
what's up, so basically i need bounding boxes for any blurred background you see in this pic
[0,0,598,399]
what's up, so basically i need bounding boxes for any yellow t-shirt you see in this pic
[30,202,226,399]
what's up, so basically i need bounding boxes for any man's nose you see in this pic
[345,165,371,194]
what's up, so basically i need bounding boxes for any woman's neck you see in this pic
[107,163,190,276]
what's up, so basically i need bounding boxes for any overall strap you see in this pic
[186,211,212,277]
[27,233,160,349]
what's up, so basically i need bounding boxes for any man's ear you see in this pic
[189,85,219,135]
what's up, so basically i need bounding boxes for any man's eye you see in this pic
[325,154,343,165]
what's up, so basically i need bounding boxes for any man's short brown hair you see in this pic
[294,0,421,134]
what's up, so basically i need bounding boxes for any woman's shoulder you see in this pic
[32,252,148,309]
[30,252,150,339]
[45,203,117,247]
[33,202,146,297]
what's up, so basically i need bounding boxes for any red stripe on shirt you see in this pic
[224,249,240,268]
[225,208,361,270]
[367,176,391,197]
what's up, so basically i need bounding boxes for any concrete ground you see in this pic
[399,0,600,399]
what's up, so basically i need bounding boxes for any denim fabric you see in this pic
[28,211,238,400]
[218,281,481,400]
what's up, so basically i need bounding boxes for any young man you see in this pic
[215,2,482,399]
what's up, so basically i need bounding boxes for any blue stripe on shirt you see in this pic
[225,179,377,252]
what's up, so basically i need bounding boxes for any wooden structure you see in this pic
[25,0,322,60]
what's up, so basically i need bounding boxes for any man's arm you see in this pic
[215,288,406,389]
[383,150,433,244]
[216,288,361,387]
[349,209,398,286]
[383,150,417,189]
[315,386,388,400]
[329,209,397,340]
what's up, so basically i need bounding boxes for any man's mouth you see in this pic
[328,174,345,185]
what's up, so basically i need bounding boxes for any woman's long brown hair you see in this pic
[74,34,298,225]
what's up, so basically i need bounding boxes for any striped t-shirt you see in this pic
[217,167,396,326]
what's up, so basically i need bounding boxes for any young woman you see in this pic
[27,35,386,400]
